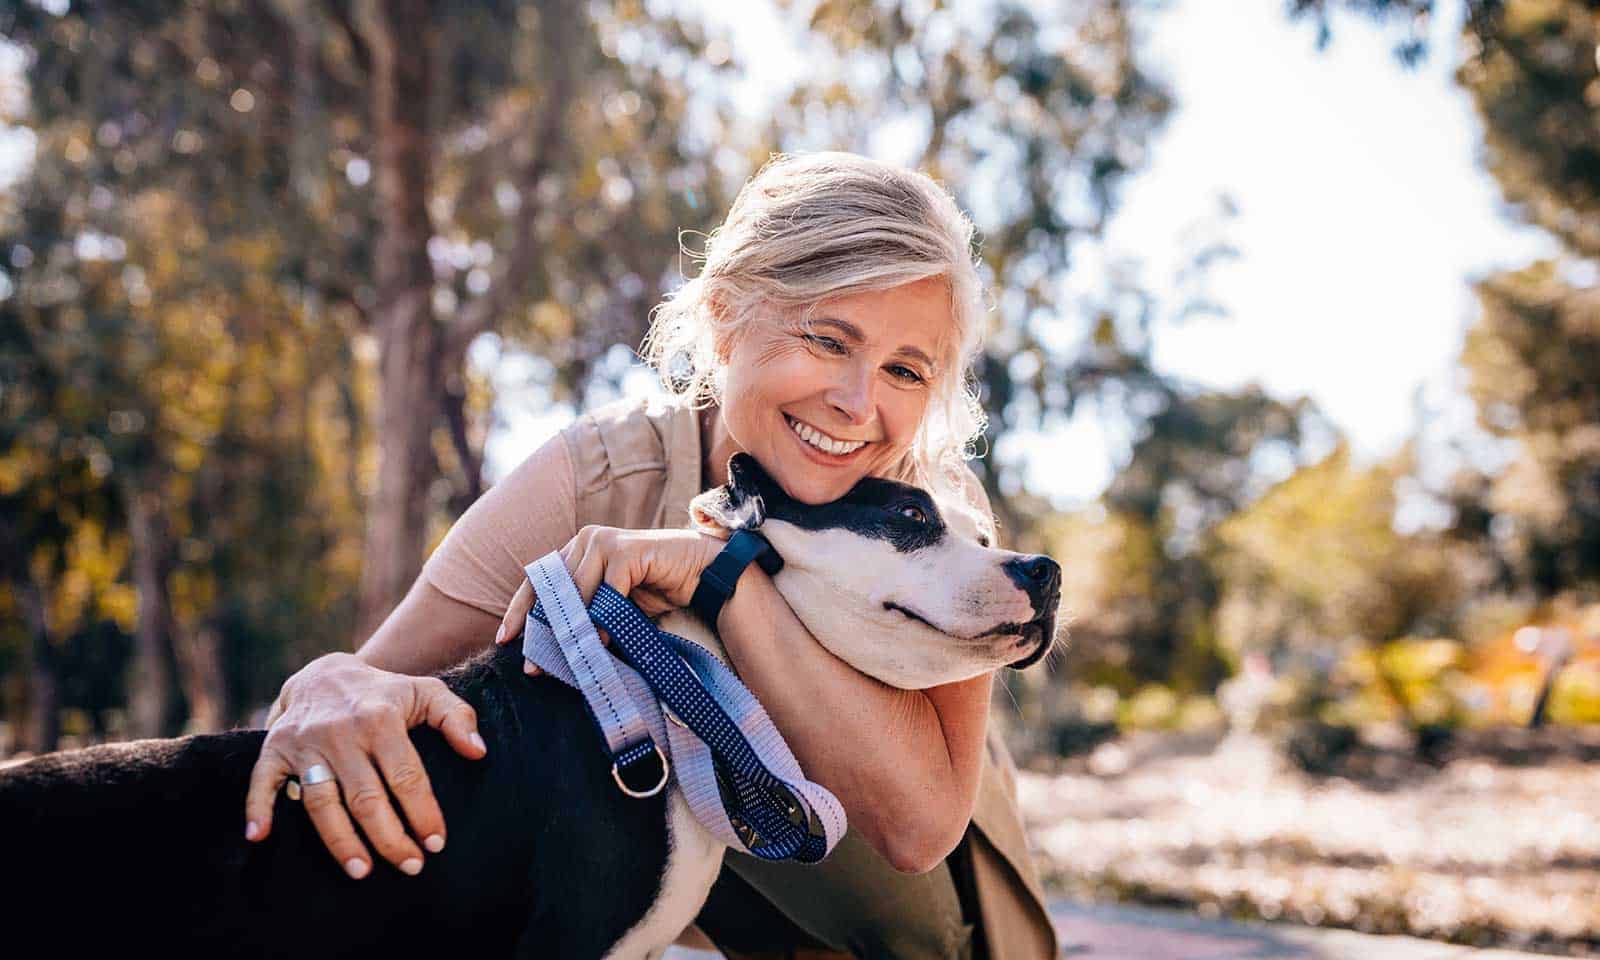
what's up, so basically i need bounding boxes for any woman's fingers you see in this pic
[495,579,536,647]
[414,676,486,759]
[333,737,432,873]
[243,741,292,841]
[374,747,447,856]
[295,752,382,879]
[571,528,616,603]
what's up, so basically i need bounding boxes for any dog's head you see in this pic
[690,453,1062,689]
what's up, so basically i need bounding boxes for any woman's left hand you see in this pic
[492,525,725,672]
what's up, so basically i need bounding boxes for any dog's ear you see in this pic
[725,453,770,501]
[690,454,772,535]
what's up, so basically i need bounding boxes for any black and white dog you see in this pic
[0,454,1060,959]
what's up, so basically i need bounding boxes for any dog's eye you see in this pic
[897,504,927,524]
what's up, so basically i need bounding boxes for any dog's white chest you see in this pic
[601,790,725,960]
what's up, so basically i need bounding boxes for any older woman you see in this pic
[244,152,1056,958]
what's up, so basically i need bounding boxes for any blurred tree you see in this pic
[1,0,738,734]
[1451,0,1600,596]
[1039,340,1330,692]
[258,0,741,640]
[1462,264,1600,593]
[1298,0,1600,601]
[1211,444,1464,727]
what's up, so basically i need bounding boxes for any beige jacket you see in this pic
[423,397,1056,958]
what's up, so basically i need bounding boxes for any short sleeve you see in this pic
[420,433,580,617]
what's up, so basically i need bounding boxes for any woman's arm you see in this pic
[358,580,504,675]
[716,567,991,874]
[717,467,1001,873]
[492,521,991,873]
[475,452,999,873]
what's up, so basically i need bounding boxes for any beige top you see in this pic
[422,396,1056,958]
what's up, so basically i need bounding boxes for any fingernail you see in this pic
[495,623,506,645]
[400,857,424,876]
[245,821,260,841]
[424,834,445,853]
[469,732,487,754]
[345,858,370,880]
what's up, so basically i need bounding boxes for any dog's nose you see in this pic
[1004,555,1061,606]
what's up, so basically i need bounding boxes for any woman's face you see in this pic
[720,276,953,505]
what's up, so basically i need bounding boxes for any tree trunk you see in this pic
[126,482,185,738]
[174,623,229,733]
[18,576,60,753]
[352,0,442,645]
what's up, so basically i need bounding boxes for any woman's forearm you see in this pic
[357,434,577,678]
[356,580,503,676]
[716,564,991,873]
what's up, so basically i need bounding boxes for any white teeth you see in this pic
[786,415,865,456]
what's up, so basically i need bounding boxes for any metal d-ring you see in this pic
[612,743,671,798]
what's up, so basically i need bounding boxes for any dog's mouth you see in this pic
[1007,619,1054,669]
[884,601,937,631]
[884,602,1055,668]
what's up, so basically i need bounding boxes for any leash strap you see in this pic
[521,555,667,797]
[521,552,846,862]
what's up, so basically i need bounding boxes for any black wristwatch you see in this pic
[690,529,784,628]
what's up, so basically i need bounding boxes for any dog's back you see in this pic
[0,644,672,958]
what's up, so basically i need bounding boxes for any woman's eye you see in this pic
[887,364,925,384]
[803,333,847,355]
[897,504,927,524]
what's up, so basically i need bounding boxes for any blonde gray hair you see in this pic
[642,151,989,498]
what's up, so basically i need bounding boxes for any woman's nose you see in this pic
[826,363,876,425]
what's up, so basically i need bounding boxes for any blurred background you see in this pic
[2,0,1597,952]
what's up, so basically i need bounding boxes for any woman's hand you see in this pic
[243,652,487,878]
[493,525,724,671]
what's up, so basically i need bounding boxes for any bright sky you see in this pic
[1007,0,1558,504]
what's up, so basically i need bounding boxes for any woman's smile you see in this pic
[784,413,870,459]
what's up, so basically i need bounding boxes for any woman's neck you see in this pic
[699,404,741,492]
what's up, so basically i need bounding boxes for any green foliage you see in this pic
[1546,663,1600,723]
[1304,0,1600,607]
[1462,263,1600,592]
[1211,446,1468,726]
[0,0,740,738]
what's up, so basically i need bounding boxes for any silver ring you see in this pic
[302,763,334,787]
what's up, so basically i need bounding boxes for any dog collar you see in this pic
[690,529,783,629]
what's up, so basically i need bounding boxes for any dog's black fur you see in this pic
[0,643,668,958]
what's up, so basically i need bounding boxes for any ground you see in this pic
[1019,730,1600,956]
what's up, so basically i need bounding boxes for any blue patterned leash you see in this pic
[521,552,846,863]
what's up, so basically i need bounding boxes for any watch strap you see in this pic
[691,529,784,628]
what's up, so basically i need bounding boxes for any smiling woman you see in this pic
[247,152,1058,959]
[643,152,989,508]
